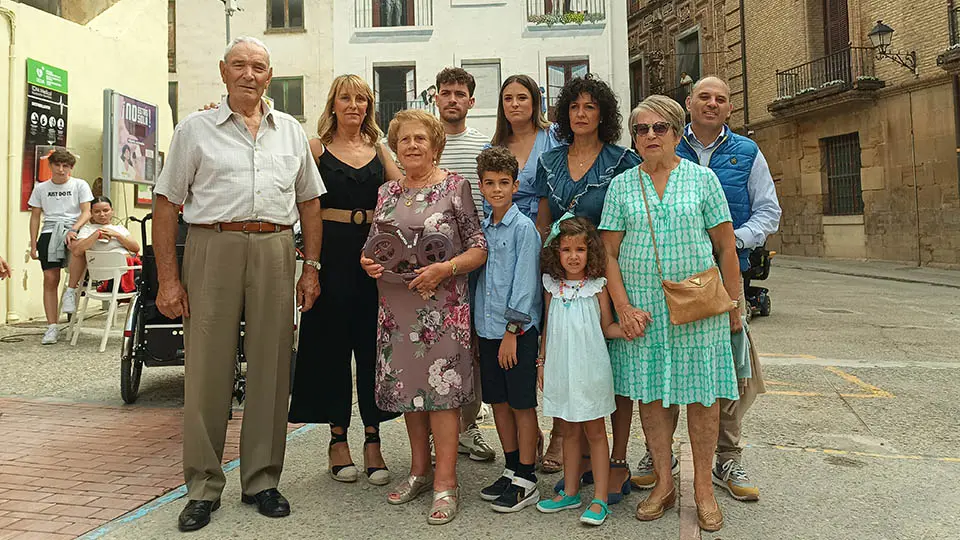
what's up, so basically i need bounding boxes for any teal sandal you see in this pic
[579,499,610,526]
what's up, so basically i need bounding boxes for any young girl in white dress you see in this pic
[535,215,623,526]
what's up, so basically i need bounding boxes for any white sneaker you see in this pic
[458,424,495,461]
[61,288,77,314]
[41,325,59,345]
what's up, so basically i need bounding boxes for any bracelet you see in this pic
[535,355,545,368]
[449,260,458,277]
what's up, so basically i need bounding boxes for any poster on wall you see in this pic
[109,92,158,185]
[20,58,69,211]
[134,151,161,208]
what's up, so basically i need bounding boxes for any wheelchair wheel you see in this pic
[120,296,144,404]
[759,294,772,317]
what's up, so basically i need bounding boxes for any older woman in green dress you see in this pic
[598,95,742,532]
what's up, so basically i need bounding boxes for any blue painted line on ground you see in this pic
[79,423,317,539]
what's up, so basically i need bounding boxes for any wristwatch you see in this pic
[303,259,321,271]
[505,321,524,335]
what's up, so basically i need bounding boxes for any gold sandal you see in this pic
[426,487,459,525]
[386,474,433,505]
[541,430,563,473]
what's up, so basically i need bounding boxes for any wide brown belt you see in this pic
[193,221,292,233]
[321,208,374,225]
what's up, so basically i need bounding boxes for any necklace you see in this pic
[400,168,440,206]
[557,277,588,305]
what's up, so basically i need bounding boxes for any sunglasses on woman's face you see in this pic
[632,122,672,137]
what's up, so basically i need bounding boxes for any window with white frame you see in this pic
[461,61,501,111]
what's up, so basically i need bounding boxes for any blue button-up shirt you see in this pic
[474,204,543,339]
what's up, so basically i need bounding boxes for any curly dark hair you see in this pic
[476,146,519,181]
[436,67,476,97]
[541,216,607,281]
[554,73,622,144]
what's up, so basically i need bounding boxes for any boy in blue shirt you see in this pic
[474,146,543,513]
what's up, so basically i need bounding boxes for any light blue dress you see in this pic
[541,275,616,422]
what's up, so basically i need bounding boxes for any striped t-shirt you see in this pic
[439,127,489,218]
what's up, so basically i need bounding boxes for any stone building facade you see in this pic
[744,0,960,266]
[627,0,747,125]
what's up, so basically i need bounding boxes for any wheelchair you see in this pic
[742,245,775,319]
[119,214,248,404]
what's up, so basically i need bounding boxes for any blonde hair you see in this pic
[386,109,447,162]
[629,95,685,137]
[316,74,382,145]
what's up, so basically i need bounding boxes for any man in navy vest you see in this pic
[631,76,781,502]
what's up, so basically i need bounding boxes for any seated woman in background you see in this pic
[70,195,141,292]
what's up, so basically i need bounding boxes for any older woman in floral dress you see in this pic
[361,109,487,525]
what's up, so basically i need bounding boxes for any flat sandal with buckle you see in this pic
[387,473,433,505]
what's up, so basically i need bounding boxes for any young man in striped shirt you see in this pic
[434,66,496,462]
[436,67,490,219]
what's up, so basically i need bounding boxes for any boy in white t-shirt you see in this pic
[27,149,93,344]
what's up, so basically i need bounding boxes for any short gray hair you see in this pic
[629,95,685,136]
[223,36,271,65]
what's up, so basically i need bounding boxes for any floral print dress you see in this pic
[368,172,487,412]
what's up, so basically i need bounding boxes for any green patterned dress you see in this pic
[599,159,738,406]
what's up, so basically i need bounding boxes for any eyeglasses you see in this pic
[631,122,672,137]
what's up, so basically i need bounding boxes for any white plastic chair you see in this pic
[70,251,141,352]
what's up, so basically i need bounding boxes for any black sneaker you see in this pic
[491,476,539,513]
[480,469,514,501]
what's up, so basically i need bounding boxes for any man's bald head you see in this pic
[691,76,731,99]
[685,75,732,133]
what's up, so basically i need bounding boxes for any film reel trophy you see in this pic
[363,225,454,284]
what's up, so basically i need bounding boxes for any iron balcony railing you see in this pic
[525,0,606,25]
[354,0,433,29]
[775,47,877,100]
[374,100,436,128]
[950,5,960,46]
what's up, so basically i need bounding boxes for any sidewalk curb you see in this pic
[678,442,701,540]
[775,260,960,289]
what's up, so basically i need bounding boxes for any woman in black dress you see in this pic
[289,74,402,485]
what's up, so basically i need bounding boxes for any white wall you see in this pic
[0,0,173,323]
[172,0,333,135]
[332,0,631,142]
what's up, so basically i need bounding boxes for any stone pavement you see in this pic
[0,258,958,539]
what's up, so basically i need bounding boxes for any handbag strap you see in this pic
[637,169,665,282]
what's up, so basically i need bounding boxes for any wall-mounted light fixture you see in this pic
[868,20,919,77]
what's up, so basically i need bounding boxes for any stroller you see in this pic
[742,245,775,319]
[118,214,247,404]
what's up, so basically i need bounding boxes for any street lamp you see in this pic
[221,0,241,44]
[868,20,919,76]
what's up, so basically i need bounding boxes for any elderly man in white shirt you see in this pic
[630,76,781,504]
[153,36,325,533]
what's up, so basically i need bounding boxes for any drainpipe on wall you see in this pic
[1,6,17,323]
[739,0,749,127]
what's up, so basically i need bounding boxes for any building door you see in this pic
[546,59,589,121]
[674,29,700,106]
[374,65,417,127]
[823,0,849,55]
[822,0,850,85]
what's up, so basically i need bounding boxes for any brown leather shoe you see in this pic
[697,501,724,531]
[635,488,676,521]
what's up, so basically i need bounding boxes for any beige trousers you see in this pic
[668,285,766,463]
[181,226,295,501]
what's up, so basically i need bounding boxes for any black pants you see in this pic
[288,269,399,428]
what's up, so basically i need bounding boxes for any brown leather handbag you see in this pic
[639,174,736,325]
